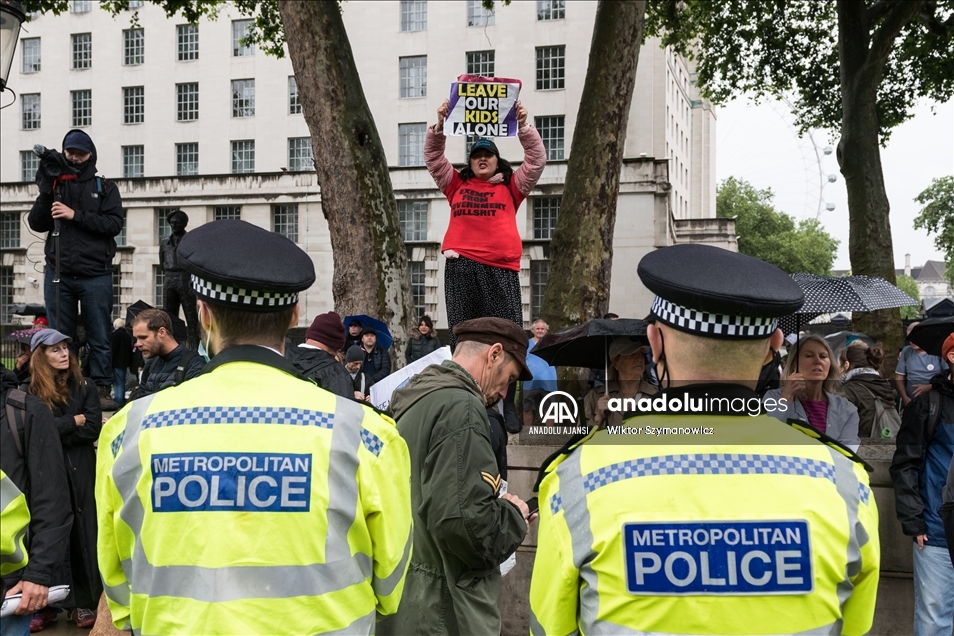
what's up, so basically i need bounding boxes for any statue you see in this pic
[160,209,199,350]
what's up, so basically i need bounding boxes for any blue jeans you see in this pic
[44,269,113,386]
[113,367,126,408]
[0,612,32,636]
[913,543,954,636]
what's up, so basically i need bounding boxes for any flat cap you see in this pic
[178,220,315,312]
[454,317,533,381]
[638,244,804,340]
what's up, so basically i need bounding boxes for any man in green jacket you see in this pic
[379,317,535,636]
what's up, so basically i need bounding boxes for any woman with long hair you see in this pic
[405,315,442,364]
[839,342,899,438]
[762,334,861,450]
[25,329,102,631]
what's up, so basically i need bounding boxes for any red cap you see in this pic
[305,312,346,350]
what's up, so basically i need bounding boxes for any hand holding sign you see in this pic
[444,75,523,137]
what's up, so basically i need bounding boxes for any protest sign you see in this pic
[370,346,452,411]
[444,74,522,137]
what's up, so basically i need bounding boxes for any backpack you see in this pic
[857,384,902,438]
[3,389,27,457]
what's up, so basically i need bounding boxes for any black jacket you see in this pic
[28,130,124,277]
[361,345,391,386]
[137,343,205,396]
[842,372,898,438]
[890,372,954,547]
[0,368,72,591]
[111,326,134,371]
[288,345,354,400]
[405,331,441,364]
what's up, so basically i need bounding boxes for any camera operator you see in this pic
[28,130,124,411]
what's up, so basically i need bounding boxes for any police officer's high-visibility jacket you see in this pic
[0,469,30,577]
[95,347,413,635]
[530,408,880,636]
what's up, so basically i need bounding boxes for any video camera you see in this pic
[32,144,78,192]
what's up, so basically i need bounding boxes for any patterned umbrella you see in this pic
[4,327,44,345]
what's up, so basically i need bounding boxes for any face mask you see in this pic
[197,340,210,363]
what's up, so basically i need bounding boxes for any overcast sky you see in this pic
[716,98,953,271]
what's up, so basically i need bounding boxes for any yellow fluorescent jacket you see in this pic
[0,469,30,576]
[529,414,880,636]
[95,360,412,635]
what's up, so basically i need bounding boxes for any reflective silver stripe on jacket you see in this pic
[110,393,376,604]
[0,474,28,569]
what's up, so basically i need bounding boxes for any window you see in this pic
[466,50,494,77]
[123,86,144,124]
[128,0,144,7]
[537,0,565,20]
[112,265,122,320]
[533,197,561,240]
[20,151,39,182]
[398,123,426,167]
[71,0,92,13]
[398,200,428,241]
[232,20,254,57]
[399,56,427,98]
[0,267,13,323]
[153,265,165,307]
[71,90,91,127]
[71,33,92,69]
[176,83,199,121]
[467,0,494,26]
[116,210,127,247]
[536,46,565,90]
[122,145,144,178]
[123,28,144,65]
[21,38,40,73]
[288,76,300,114]
[535,115,565,160]
[1,213,20,249]
[272,205,298,242]
[231,79,255,117]
[175,143,198,176]
[401,0,427,31]
[288,137,313,171]
[231,140,255,173]
[213,206,241,221]
[410,261,426,320]
[156,208,174,242]
[177,24,198,61]
[21,93,40,130]
[530,260,549,321]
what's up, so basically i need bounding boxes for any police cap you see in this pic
[637,244,804,340]
[178,220,315,312]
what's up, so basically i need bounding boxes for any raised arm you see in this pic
[424,99,457,193]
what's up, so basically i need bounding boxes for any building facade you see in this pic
[0,0,730,332]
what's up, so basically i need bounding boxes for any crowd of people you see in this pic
[1,117,952,636]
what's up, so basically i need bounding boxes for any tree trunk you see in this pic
[538,0,647,332]
[836,0,922,374]
[279,0,413,361]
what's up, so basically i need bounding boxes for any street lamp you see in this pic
[0,0,27,92]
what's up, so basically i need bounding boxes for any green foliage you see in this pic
[895,274,922,320]
[644,0,954,142]
[914,175,954,286]
[716,177,839,275]
[22,0,286,57]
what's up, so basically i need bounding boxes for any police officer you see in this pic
[529,244,880,635]
[96,220,413,635]
[1,469,30,583]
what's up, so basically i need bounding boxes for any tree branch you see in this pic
[918,2,953,36]
[866,0,892,25]
[868,0,924,66]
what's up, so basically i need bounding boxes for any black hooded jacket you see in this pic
[28,130,124,277]
[287,345,355,400]
[0,367,73,591]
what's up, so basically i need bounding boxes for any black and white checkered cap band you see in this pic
[190,274,298,309]
[650,296,778,339]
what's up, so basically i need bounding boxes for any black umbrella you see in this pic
[907,317,954,357]
[125,300,188,344]
[11,303,47,317]
[532,318,648,369]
